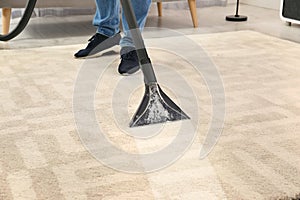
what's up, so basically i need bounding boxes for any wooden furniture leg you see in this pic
[2,8,12,34]
[157,2,163,17]
[187,0,198,27]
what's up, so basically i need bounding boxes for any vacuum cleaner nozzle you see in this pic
[129,83,190,127]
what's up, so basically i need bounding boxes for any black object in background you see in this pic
[282,0,300,21]
[0,0,37,41]
[226,0,247,22]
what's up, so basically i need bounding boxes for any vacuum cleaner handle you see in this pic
[120,0,157,85]
[0,0,37,41]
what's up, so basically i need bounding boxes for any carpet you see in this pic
[0,30,299,200]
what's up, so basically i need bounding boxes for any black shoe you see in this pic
[74,32,121,58]
[118,49,140,75]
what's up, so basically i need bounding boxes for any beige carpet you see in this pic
[0,30,300,200]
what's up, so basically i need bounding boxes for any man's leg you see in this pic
[120,0,151,50]
[74,0,121,58]
[118,0,152,75]
[93,0,120,37]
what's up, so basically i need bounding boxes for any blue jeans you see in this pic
[93,0,151,48]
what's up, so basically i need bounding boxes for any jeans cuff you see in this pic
[120,46,136,55]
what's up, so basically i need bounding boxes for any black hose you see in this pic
[0,0,37,41]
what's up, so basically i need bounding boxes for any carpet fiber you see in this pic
[0,30,300,199]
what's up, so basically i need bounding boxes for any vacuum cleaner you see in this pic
[0,0,37,41]
[121,0,190,127]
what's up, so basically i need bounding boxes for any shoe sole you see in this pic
[120,66,141,76]
[74,33,121,59]
[75,46,119,59]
